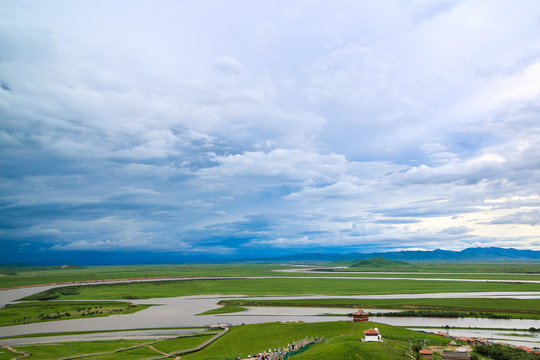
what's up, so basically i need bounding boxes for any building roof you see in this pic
[363,328,379,335]
[419,348,433,355]
[353,310,369,316]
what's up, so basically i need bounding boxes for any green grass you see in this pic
[349,256,413,268]
[496,332,535,337]
[81,346,161,359]
[3,262,540,289]
[1,331,216,360]
[293,335,407,360]
[0,263,285,289]
[327,261,540,273]
[20,277,540,301]
[0,301,150,327]
[0,327,204,340]
[180,321,449,360]
[310,272,540,281]
[219,297,540,319]
[197,305,247,316]
[0,348,14,360]
[0,321,482,360]
[15,340,151,360]
[10,333,215,360]
[152,333,216,354]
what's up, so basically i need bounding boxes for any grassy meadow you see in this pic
[21,277,540,302]
[0,301,150,327]
[0,321,451,360]
[0,263,283,289]
[311,272,540,281]
[196,304,247,316]
[7,332,218,360]
[13,339,152,360]
[181,321,449,360]
[0,348,12,360]
[328,260,540,273]
[2,262,540,289]
[1,262,540,359]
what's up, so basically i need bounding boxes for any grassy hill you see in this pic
[293,335,405,360]
[181,321,448,360]
[349,257,413,269]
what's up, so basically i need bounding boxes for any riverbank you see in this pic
[217,297,540,319]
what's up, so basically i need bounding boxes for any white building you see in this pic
[363,328,381,342]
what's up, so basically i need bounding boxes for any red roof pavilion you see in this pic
[352,309,369,322]
[363,328,380,335]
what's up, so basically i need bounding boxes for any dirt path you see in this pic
[147,344,170,356]
[1,345,30,359]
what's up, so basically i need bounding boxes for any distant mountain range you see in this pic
[276,247,540,262]
[2,247,538,266]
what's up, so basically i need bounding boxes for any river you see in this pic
[0,278,539,347]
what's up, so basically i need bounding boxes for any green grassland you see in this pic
[2,262,540,289]
[329,261,540,273]
[0,301,149,327]
[21,277,540,302]
[312,272,540,281]
[2,322,449,360]
[218,297,540,319]
[196,304,247,316]
[81,346,160,360]
[10,332,217,360]
[348,256,414,268]
[181,321,449,360]
[14,339,152,360]
[152,333,215,354]
[0,348,12,360]
[0,263,284,289]
[292,336,408,360]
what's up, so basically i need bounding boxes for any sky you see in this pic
[1,0,540,264]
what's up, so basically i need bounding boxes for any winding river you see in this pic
[1,277,539,347]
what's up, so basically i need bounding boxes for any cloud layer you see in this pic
[1,0,540,262]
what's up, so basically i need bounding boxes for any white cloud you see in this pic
[2,0,540,260]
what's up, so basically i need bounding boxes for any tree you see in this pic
[412,344,422,360]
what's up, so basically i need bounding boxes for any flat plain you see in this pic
[1,262,540,359]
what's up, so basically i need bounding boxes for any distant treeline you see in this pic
[372,310,511,319]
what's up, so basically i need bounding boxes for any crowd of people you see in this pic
[237,337,322,360]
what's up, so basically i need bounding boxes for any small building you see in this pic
[352,310,369,322]
[206,323,232,330]
[363,328,381,342]
[419,348,433,359]
[470,338,486,346]
[441,348,470,360]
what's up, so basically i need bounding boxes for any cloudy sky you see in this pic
[1,0,540,263]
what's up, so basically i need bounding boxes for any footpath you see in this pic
[1,345,30,359]
[10,326,230,360]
